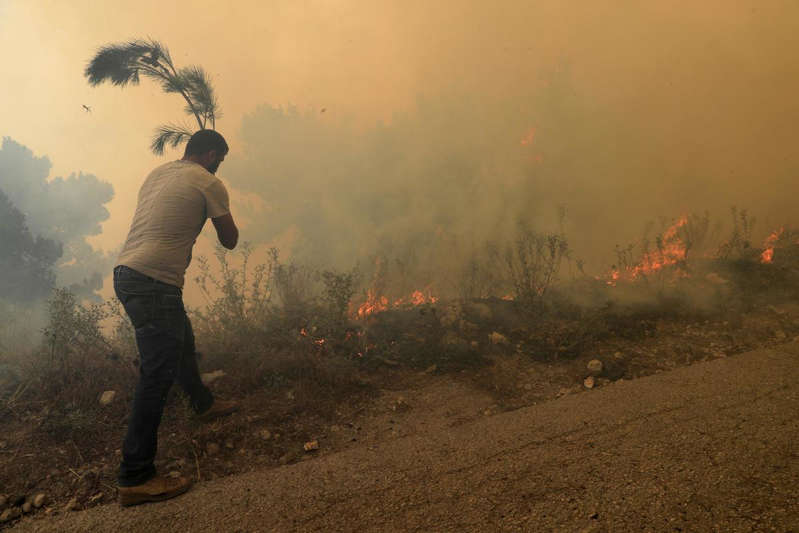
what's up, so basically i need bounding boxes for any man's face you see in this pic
[203,150,226,174]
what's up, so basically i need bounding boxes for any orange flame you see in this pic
[357,289,389,318]
[393,289,438,307]
[760,227,783,263]
[608,216,688,285]
[356,287,438,318]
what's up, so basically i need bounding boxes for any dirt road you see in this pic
[13,342,799,532]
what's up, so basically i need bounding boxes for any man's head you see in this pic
[183,130,229,174]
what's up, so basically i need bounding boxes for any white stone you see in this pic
[99,390,116,406]
[200,370,226,385]
[489,332,509,345]
[587,359,604,375]
[33,493,46,508]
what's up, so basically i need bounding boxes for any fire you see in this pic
[393,289,438,307]
[520,127,536,146]
[356,287,438,318]
[608,216,688,284]
[760,227,783,263]
[357,289,389,318]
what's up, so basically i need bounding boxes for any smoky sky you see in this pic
[2,1,799,297]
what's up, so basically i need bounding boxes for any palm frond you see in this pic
[86,38,222,153]
[150,124,193,155]
[84,38,172,87]
[179,66,219,126]
[160,74,188,94]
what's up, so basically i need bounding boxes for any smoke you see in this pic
[3,1,799,299]
[0,188,61,303]
[224,95,536,294]
[0,138,115,299]
[221,33,799,295]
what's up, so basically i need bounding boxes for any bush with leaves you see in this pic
[17,288,133,441]
[41,288,110,373]
[192,243,272,352]
[320,269,358,324]
[189,244,366,395]
[192,244,360,353]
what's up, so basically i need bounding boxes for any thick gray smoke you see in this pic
[0,138,115,299]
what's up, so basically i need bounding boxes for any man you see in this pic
[113,129,239,506]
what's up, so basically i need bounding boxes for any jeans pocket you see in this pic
[116,280,156,297]
[121,294,155,330]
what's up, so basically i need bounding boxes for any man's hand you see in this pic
[212,213,239,249]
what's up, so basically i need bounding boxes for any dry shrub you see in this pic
[15,289,135,443]
[503,220,569,312]
[191,245,365,401]
[716,206,756,261]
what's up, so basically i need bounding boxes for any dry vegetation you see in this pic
[2,209,799,524]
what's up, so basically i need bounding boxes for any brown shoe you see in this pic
[118,475,192,507]
[196,399,239,422]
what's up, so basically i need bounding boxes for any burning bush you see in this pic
[6,205,799,445]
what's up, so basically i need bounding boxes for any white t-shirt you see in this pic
[117,160,230,288]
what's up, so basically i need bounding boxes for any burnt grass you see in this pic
[3,253,799,523]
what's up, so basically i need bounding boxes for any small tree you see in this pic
[41,288,109,373]
[0,189,62,303]
[85,39,220,154]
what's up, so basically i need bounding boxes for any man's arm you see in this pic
[212,213,239,250]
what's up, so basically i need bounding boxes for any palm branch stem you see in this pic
[158,56,206,129]
[134,58,205,130]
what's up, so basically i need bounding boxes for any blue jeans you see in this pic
[113,265,213,487]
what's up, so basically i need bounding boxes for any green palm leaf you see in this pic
[150,124,194,156]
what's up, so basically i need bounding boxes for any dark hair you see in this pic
[184,129,229,156]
